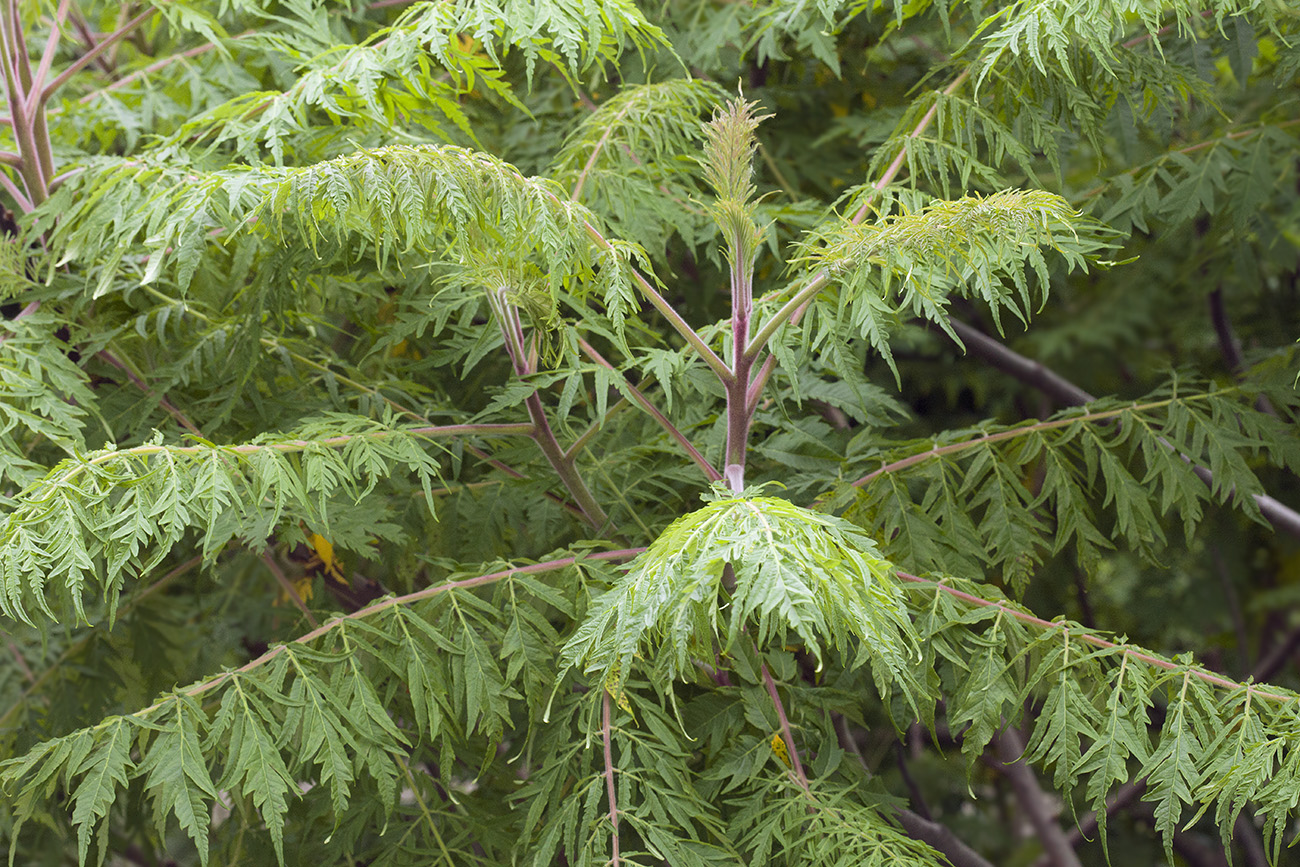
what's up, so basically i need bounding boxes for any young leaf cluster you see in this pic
[793,189,1110,380]
[559,491,917,694]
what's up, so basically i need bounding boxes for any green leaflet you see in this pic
[0,415,446,626]
[136,694,220,866]
[70,719,133,867]
[730,776,946,867]
[559,492,920,698]
[794,189,1113,383]
[846,382,1300,593]
[40,144,645,327]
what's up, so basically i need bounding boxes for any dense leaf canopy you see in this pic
[0,1,1297,866]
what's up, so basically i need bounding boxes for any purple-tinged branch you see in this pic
[602,690,621,867]
[262,552,319,629]
[574,217,733,383]
[39,7,154,105]
[848,403,1137,488]
[576,338,722,481]
[124,549,646,719]
[761,662,811,795]
[0,167,30,211]
[25,0,70,117]
[899,571,1292,700]
[491,293,609,528]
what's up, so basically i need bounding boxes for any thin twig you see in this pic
[491,293,609,528]
[572,215,732,383]
[894,809,998,867]
[120,548,645,723]
[67,5,115,75]
[943,316,1300,539]
[1208,288,1276,416]
[5,638,34,683]
[945,318,1093,406]
[895,743,932,820]
[899,572,1294,702]
[261,551,319,628]
[761,662,811,795]
[25,0,71,116]
[97,348,203,435]
[576,337,721,481]
[39,7,155,104]
[77,37,228,104]
[602,690,620,867]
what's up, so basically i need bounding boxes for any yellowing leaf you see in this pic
[603,660,633,715]
[310,533,345,583]
[770,733,792,769]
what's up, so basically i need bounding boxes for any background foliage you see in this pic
[0,1,1297,865]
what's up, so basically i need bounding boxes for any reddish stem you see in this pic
[761,662,811,794]
[575,338,721,481]
[602,690,620,867]
[898,571,1289,700]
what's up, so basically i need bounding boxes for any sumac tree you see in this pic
[0,2,1298,866]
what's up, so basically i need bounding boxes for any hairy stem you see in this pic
[761,662,811,794]
[725,231,757,491]
[0,0,47,204]
[602,690,620,867]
